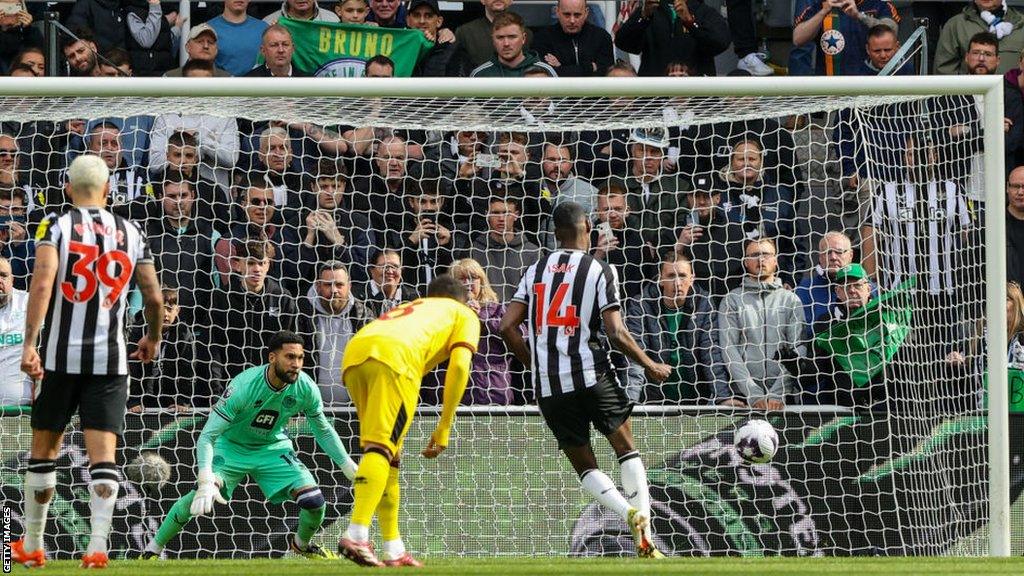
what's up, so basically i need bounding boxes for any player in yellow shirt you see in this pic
[338,275,480,567]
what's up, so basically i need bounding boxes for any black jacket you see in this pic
[280,208,375,297]
[125,0,175,77]
[414,40,469,77]
[296,293,375,379]
[209,278,298,391]
[531,22,614,77]
[127,321,200,408]
[590,225,657,298]
[381,210,470,293]
[354,281,421,318]
[67,0,127,52]
[244,64,310,77]
[614,0,730,77]
[146,215,216,328]
[678,208,746,307]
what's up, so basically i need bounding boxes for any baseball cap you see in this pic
[835,263,868,282]
[628,127,669,149]
[188,23,218,42]
[408,0,440,14]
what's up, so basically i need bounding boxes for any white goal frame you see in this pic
[0,75,1008,556]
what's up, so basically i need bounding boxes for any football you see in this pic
[124,451,172,492]
[733,420,780,464]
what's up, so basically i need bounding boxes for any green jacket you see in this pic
[469,51,557,78]
[935,5,1024,75]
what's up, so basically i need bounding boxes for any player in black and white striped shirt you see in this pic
[12,155,164,569]
[500,201,670,558]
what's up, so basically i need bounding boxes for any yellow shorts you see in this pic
[344,358,419,456]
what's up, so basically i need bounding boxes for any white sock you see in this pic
[381,538,406,560]
[345,523,370,542]
[619,451,650,518]
[144,540,163,554]
[579,468,632,521]
[86,476,120,555]
[23,461,57,552]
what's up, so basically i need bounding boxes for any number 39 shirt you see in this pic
[512,249,620,398]
[35,208,152,376]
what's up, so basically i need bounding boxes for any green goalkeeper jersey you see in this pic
[211,364,323,447]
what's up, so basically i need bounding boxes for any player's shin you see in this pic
[148,490,198,553]
[294,487,327,549]
[345,449,391,542]
[23,458,56,553]
[86,462,120,554]
[377,463,405,559]
[618,451,650,519]
[578,468,632,521]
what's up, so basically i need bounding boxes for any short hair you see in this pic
[744,237,777,254]
[866,24,898,42]
[236,170,273,197]
[318,260,349,279]
[182,58,215,76]
[496,131,529,147]
[426,274,468,302]
[168,129,198,149]
[414,177,442,197]
[819,230,852,251]
[314,158,348,183]
[969,31,999,52]
[552,200,587,238]
[489,195,520,212]
[237,239,273,261]
[524,65,554,77]
[365,54,395,74]
[660,250,693,272]
[161,286,179,306]
[0,184,26,205]
[66,155,110,194]
[262,24,293,43]
[259,126,290,152]
[372,247,400,266]
[100,48,131,69]
[159,169,195,192]
[605,59,636,76]
[267,330,305,354]
[664,60,690,75]
[63,26,95,52]
[597,180,628,199]
[491,11,526,33]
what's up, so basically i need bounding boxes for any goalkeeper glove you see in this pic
[340,457,358,481]
[190,469,227,516]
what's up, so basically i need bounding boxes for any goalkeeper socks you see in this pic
[347,450,391,539]
[619,451,651,518]
[295,505,326,548]
[579,468,632,521]
[376,464,401,542]
[86,462,120,554]
[154,490,196,548]
[23,459,56,552]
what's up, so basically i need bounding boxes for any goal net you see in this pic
[0,77,1015,558]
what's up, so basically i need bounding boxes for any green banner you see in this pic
[815,278,915,387]
[279,17,432,77]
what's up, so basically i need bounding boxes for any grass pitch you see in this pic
[31,557,1024,575]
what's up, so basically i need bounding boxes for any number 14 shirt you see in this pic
[512,249,620,398]
[35,207,152,376]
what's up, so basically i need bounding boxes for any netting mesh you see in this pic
[0,89,1018,559]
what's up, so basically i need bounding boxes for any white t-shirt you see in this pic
[0,290,31,406]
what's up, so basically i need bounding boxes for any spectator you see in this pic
[664,60,691,76]
[336,0,371,24]
[67,0,127,53]
[356,248,420,316]
[443,130,488,182]
[214,174,288,285]
[148,68,240,192]
[623,127,689,250]
[351,134,408,228]
[0,7,41,75]
[387,178,467,292]
[792,0,899,76]
[718,137,807,287]
[718,238,804,410]
[531,0,613,77]
[470,12,557,77]
[410,0,466,77]
[0,257,29,406]
[254,125,306,222]
[245,25,308,77]
[264,0,340,24]
[591,181,657,299]
[95,47,133,77]
[127,287,200,412]
[795,231,855,337]
[936,0,1024,75]
[209,239,298,390]
[146,171,216,330]
[296,261,374,405]
[615,0,731,77]
[364,54,394,77]
[368,0,406,27]
[726,0,772,76]
[6,64,35,77]
[469,196,541,302]
[154,131,231,232]
[456,0,531,68]
[62,27,100,76]
[85,121,153,215]
[0,134,24,189]
[282,160,373,296]
[539,140,598,247]
[165,23,232,77]
[126,0,177,76]
[1009,281,1024,365]
[208,0,269,76]
[8,47,45,77]
[860,23,913,74]
[450,258,518,405]
[1007,165,1024,286]
[639,252,730,404]
[0,186,33,291]
[675,174,747,305]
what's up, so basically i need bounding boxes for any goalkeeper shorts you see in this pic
[213,439,317,504]
[344,358,418,456]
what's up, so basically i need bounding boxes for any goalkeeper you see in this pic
[143,331,358,560]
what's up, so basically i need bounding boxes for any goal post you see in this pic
[0,75,1011,557]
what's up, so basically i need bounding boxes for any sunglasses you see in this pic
[248,198,273,206]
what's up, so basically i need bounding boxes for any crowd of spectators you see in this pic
[0,0,1013,415]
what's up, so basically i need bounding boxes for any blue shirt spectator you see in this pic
[207,1,269,76]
